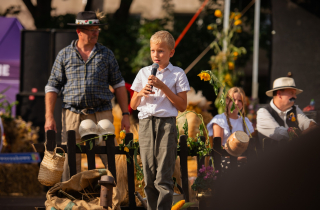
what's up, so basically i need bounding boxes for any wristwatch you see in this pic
[122,112,130,116]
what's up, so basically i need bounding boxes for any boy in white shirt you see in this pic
[130,30,190,210]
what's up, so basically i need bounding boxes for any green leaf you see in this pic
[199,123,204,136]
[219,97,225,106]
[230,102,235,113]
[213,83,218,95]
[89,140,93,150]
[180,202,195,209]
[183,119,188,136]
[176,125,180,141]
[173,177,177,187]
[126,158,131,164]
[77,144,82,152]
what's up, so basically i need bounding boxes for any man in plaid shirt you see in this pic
[44,11,130,180]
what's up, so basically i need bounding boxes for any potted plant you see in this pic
[191,165,218,199]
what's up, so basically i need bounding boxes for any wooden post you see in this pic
[213,137,222,173]
[83,134,98,170]
[179,135,189,202]
[67,130,77,177]
[125,133,137,208]
[106,134,116,183]
[229,156,237,170]
[46,130,56,151]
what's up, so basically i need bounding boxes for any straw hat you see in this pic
[79,119,98,138]
[266,77,303,97]
[97,119,115,145]
[97,119,115,135]
[67,11,107,26]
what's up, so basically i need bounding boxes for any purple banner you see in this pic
[0,17,23,117]
[0,59,19,80]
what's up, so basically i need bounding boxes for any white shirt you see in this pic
[131,63,190,119]
[206,113,254,146]
[257,99,315,141]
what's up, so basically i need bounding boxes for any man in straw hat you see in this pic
[257,77,317,141]
[44,11,130,181]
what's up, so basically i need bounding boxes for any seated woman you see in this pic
[207,87,254,171]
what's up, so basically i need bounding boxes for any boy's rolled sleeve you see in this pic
[131,71,143,93]
[176,72,190,93]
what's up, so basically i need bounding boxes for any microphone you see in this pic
[150,63,159,91]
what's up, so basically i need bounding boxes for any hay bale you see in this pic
[0,164,44,196]
[1,117,39,153]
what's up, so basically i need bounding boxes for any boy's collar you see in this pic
[166,62,174,71]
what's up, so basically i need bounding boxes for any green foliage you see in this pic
[130,0,174,73]
[204,9,247,113]
[118,138,144,186]
[198,70,252,137]
[131,19,169,73]
[182,119,188,137]
[0,87,19,121]
[177,111,212,160]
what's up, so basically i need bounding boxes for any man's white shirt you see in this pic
[257,99,315,140]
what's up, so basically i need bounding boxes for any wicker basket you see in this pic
[38,145,65,186]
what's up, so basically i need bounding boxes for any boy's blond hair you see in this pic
[150,30,175,50]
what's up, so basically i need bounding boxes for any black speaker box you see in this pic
[18,29,77,142]
[20,30,52,93]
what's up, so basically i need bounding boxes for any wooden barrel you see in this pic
[225,131,250,157]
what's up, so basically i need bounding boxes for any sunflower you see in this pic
[197,72,211,81]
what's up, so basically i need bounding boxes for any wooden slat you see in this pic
[247,137,257,162]
[125,133,137,208]
[46,130,56,151]
[179,135,189,202]
[106,134,117,182]
[213,137,222,173]
[229,156,237,170]
[35,131,204,210]
[67,130,77,177]
[84,134,97,170]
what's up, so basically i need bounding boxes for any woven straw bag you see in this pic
[38,144,65,186]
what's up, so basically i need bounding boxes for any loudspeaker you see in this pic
[52,30,78,59]
[18,30,77,142]
[20,30,52,93]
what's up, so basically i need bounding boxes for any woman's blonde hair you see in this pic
[225,87,247,133]
[150,30,175,50]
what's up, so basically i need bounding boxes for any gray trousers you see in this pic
[139,116,177,210]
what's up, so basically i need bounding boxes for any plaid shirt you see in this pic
[46,40,124,114]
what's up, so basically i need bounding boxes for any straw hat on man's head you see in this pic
[266,77,303,97]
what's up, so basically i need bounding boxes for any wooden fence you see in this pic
[33,130,263,210]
